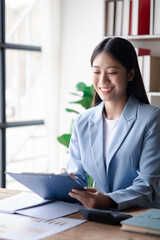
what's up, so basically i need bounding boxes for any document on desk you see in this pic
[0,191,80,220]
[0,213,86,240]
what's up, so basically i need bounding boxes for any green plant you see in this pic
[57,82,94,187]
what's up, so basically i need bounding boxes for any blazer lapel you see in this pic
[106,96,139,173]
[88,102,109,192]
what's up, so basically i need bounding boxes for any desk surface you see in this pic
[0,188,159,240]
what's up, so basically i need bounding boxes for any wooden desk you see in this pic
[0,188,158,240]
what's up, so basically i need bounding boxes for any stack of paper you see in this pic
[0,191,86,239]
[0,191,80,220]
[0,213,86,240]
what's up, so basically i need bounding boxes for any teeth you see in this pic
[101,88,112,91]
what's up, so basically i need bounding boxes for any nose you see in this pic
[99,72,110,84]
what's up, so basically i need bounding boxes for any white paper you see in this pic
[16,201,80,220]
[0,213,86,240]
[0,192,50,213]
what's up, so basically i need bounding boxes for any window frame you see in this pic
[0,0,44,187]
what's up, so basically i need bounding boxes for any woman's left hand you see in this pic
[69,187,114,209]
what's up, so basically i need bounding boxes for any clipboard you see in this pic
[6,172,85,203]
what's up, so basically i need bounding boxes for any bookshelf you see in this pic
[120,35,160,41]
[104,0,160,108]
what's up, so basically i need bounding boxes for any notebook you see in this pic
[0,191,80,220]
[121,209,160,236]
[6,172,85,203]
[0,192,52,214]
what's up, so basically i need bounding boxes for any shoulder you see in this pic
[74,101,104,127]
[139,102,160,119]
[128,95,160,120]
[138,102,160,130]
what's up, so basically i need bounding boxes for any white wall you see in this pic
[41,0,61,172]
[58,0,105,169]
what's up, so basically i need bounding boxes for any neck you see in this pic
[104,96,128,120]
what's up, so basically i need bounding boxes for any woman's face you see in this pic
[92,51,133,104]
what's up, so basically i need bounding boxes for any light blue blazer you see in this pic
[66,95,160,210]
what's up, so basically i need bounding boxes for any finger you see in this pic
[69,173,76,180]
[69,192,96,209]
[71,189,94,198]
[85,187,97,193]
[61,168,67,173]
[69,191,88,205]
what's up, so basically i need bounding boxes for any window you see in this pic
[0,0,48,189]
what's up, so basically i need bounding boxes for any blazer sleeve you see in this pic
[107,108,160,210]
[66,117,88,187]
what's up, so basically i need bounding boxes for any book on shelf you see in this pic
[106,0,115,36]
[149,0,155,35]
[122,0,130,36]
[121,209,160,236]
[136,48,151,56]
[136,48,151,77]
[147,94,160,108]
[105,0,160,37]
[131,0,151,36]
[153,0,160,34]
[129,0,133,35]
[143,55,160,92]
[138,56,143,75]
[114,0,123,36]
[136,52,160,93]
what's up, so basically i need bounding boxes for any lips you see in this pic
[99,87,114,94]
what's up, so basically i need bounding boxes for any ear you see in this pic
[128,68,135,82]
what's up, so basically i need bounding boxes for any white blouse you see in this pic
[103,115,119,169]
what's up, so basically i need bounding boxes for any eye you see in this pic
[108,72,117,75]
[93,72,100,75]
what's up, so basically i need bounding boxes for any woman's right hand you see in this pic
[61,168,76,180]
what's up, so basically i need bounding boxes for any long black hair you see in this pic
[91,37,149,106]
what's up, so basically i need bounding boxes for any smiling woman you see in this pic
[64,37,160,211]
[91,51,134,119]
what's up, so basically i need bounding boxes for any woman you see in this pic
[63,37,160,210]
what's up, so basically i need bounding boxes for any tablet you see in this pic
[6,172,85,202]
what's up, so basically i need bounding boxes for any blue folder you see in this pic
[6,172,85,203]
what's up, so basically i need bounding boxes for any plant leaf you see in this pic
[87,174,94,187]
[70,92,82,97]
[76,82,87,92]
[57,134,71,148]
[83,85,94,98]
[70,96,93,109]
[75,82,94,98]
[65,108,79,114]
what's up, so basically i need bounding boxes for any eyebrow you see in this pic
[92,65,119,69]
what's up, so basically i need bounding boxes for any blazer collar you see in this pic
[106,95,139,181]
[88,95,139,124]
[88,101,107,192]
[88,101,105,125]
[88,95,139,192]
[122,95,139,121]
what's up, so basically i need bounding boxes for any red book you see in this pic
[132,0,150,35]
[138,0,150,35]
[136,48,151,56]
